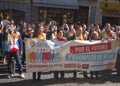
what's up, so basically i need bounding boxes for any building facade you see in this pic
[0,0,31,24]
[78,0,97,24]
[96,0,120,26]
[31,0,79,25]
[32,0,97,25]
[0,0,98,25]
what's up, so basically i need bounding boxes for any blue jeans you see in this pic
[5,52,23,74]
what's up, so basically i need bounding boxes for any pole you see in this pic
[88,0,91,25]
[10,8,12,20]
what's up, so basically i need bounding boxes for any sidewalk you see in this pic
[0,70,120,86]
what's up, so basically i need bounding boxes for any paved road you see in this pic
[0,69,120,86]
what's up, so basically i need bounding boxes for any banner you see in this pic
[25,39,119,72]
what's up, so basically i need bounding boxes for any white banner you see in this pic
[25,39,119,72]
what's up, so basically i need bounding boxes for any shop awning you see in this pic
[32,0,79,10]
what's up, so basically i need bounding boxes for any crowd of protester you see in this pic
[0,19,120,82]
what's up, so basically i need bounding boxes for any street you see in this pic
[0,69,120,86]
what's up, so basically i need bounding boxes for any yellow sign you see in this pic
[100,1,120,11]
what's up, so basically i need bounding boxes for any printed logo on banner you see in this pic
[29,51,36,63]
[28,48,61,63]
[82,64,89,69]
[36,49,42,63]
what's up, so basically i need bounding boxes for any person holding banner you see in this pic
[67,24,76,41]
[115,26,120,40]
[32,25,46,82]
[53,29,66,80]
[76,26,85,40]
[53,25,77,80]
[116,50,120,77]
[36,25,46,40]
[82,23,89,40]
[89,31,100,79]
[66,25,77,80]
[76,26,89,79]
[101,23,116,40]
[22,24,34,64]
[114,26,120,76]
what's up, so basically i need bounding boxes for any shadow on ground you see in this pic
[0,70,120,86]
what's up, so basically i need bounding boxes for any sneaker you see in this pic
[19,73,25,79]
[7,74,14,79]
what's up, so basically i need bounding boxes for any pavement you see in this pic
[0,69,120,86]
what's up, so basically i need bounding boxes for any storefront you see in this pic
[99,1,120,26]
[0,9,10,21]
[32,0,79,25]
[76,6,89,25]
[38,7,76,25]
[0,9,25,25]
[0,0,31,23]
[0,0,96,25]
